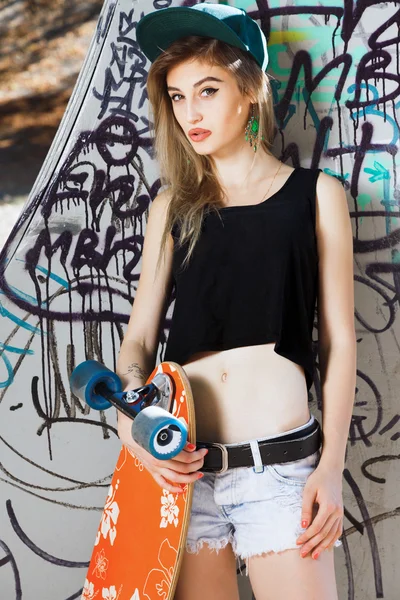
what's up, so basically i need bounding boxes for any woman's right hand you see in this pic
[117,412,209,494]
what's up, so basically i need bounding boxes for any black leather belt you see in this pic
[196,418,322,474]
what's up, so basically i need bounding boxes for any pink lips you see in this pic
[189,129,211,142]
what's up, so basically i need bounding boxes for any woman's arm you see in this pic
[115,190,174,446]
[315,171,357,472]
[117,339,155,391]
[295,171,356,557]
[116,339,156,448]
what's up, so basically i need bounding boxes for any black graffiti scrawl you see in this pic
[0,0,399,598]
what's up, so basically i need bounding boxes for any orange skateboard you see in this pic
[70,360,196,600]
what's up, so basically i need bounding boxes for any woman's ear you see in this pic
[243,86,256,104]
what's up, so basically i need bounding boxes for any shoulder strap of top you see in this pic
[171,221,181,240]
[305,167,323,231]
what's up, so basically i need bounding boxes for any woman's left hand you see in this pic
[295,463,344,559]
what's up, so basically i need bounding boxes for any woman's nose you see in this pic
[185,101,202,124]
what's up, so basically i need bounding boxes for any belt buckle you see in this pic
[208,442,229,474]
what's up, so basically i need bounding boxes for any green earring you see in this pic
[245,105,259,152]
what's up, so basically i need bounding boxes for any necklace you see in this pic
[257,161,284,205]
[222,161,284,208]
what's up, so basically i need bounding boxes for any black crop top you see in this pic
[163,167,322,391]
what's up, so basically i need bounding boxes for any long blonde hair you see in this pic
[146,35,276,274]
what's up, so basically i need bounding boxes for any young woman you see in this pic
[116,4,356,599]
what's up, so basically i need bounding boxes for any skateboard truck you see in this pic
[70,360,187,460]
[95,372,174,420]
[124,373,174,410]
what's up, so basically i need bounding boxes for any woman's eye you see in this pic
[170,88,218,103]
[201,87,218,97]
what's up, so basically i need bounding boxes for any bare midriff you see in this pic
[182,343,311,444]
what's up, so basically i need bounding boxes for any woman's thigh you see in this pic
[177,470,240,599]
[216,449,342,585]
[247,546,338,600]
[174,544,240,600]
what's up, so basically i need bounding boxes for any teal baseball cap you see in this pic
[136,2,268,71]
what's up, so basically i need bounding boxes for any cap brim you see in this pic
[136,7,248,63]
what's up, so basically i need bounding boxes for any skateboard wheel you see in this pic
[131,406,187,460]
[70,360,122,410]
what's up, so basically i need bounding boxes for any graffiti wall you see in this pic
[0,0,399,598]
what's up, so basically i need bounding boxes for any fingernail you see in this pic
[301,520,308,528]
[197,473,204,479]
[313,552,319,560]
[187,443,196,451]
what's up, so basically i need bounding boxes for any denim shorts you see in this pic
[186,414,343,575]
